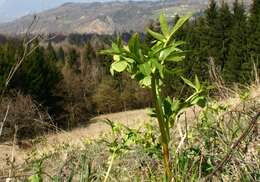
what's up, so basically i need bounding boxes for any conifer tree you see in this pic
[224,0,248,82]
[186,17,209,81]
[248,0,260,61]
[204,0,219,61]
[66,48,78,67]
[46,42,58,62]
[57,46,65,62]
[13,40,61,102]
[83,42,95,62]
[205,0,218,26]
[0,41,17,91]
[215,1,233,71]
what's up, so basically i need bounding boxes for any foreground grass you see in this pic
[1,87,259,182]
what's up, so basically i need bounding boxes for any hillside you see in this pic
[0,86,259,180]
[0,0,208,35]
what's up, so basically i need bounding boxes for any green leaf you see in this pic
[167,56,185,62]
[171,99,181,113]
[147,28,165,42]
[159,47,185,62]
[111,61,128,73]
[181,76,196,90]
[113,55,120,61]
[163,97,173,117]
[156,63,164,78]
[128,33,140,56]
[191,96,206,108]
[194,75,201,91]
[112,42,121,53]
[139,62,151,76]
[159,13,170,37]
[165,67,183,75]
[133,72,145,81]
[110,66,115,76]
[171,13,191,36]
[100,49,117,55]
[140,76,152,87]
[171,40,186,47]
[159,46,176,61]
[166,51,187,62]
[28,174,41,182]
[166,13,191,45]
[122,57,135,64]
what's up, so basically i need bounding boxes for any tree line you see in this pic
[0,34,152,139]
[176,0,260,84]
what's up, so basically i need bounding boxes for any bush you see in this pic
[0,92,51,141]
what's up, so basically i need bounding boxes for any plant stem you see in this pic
[104,151,116,182]
[151,75,172,180]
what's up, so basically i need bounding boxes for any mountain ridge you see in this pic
[0,0,250,35]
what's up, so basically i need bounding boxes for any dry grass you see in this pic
[0,85,259,181]
[0,105,201,171]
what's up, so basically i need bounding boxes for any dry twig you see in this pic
[204,111,260,181]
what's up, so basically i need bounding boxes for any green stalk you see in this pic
[104,151,116,182]
[151,75,172,180]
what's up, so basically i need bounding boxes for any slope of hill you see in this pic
[0,1,207,35]
[0,0,114,23]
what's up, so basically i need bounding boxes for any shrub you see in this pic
[0,92,51,141]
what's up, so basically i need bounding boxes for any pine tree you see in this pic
[66,48,78,67]
[13,40,61,102]
[46,42,58,62]
[204,0,219,61]
[57,46,65,62]
[187,17,210,81]
[215,1,233,71]
[82,42,95,62]
[248,0,260,61]
[0,41,17,91]
[224,0,248,83]
[205,0,218,26]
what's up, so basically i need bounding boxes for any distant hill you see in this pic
[0,0,112,23]
[0,0,251,35]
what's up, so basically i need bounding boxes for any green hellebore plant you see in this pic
[101,13,207,180]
